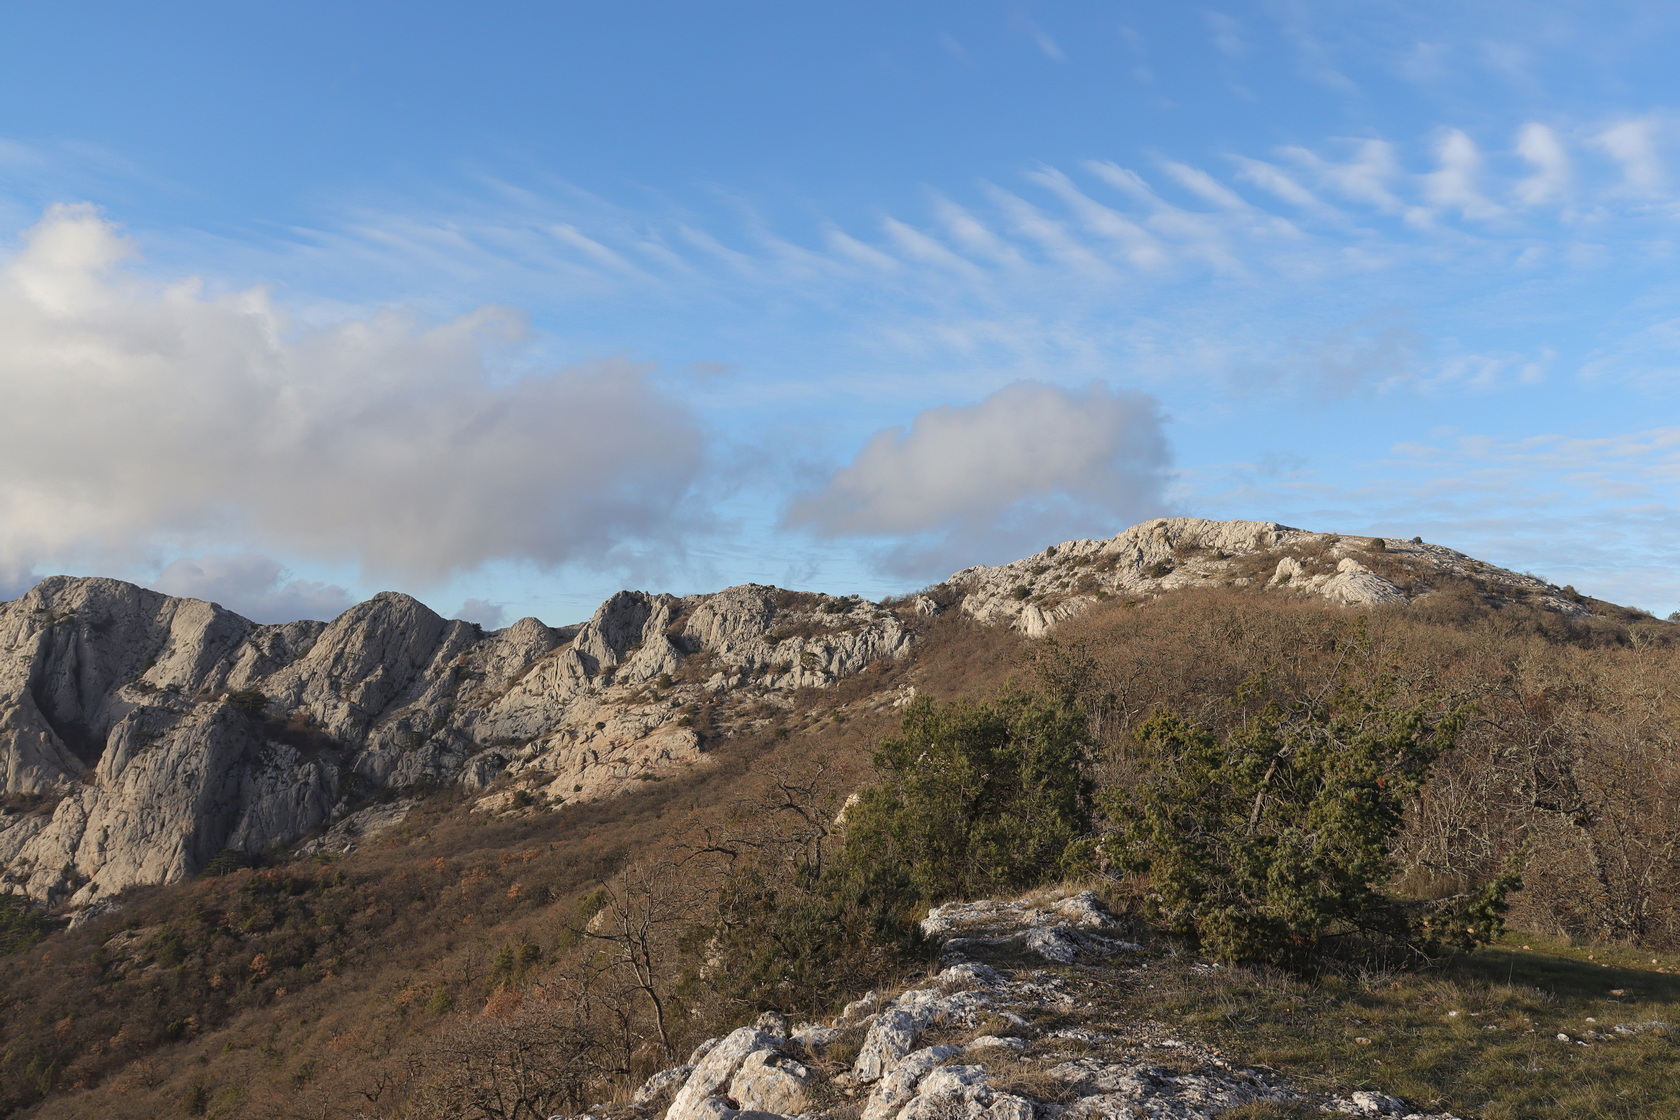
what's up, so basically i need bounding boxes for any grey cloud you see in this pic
[454,598,506,629]
[152,553,354,623]
[0,205,706,585]
[785,381,1171,579]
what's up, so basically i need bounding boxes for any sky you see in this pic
[2,1,1680,626]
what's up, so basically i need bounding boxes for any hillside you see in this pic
[1,518,1629,916]
[2,517,1678,1120]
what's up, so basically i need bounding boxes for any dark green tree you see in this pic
[1102,686,1516,967]
[0,893,49,957]
[844,692,1094,903]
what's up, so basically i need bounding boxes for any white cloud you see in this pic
[1593,118,1665,194]
[1029,27,1066,62]
[1286,139,1408,215]
[1229,156,1337,216]
[1513,122,1571,205]
[152,553,353,623]
[785,381,1171,577]
[0,205,705,588]
[1203,11,1248,58]
[1161,161,1249,210]
[1420,129,1503,221]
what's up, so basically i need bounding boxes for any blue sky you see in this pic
[2,2,1680,625]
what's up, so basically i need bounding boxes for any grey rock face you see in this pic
[0,578,913,907]
[941,516,1584,636]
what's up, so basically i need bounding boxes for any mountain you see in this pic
[0,518,1611,913]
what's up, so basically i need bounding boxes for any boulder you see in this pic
[634,1065,693,1107]
[665,1027,779,1120]
[861,1045,961,1120]
[727,1049,815,1114]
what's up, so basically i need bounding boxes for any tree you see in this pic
[691,766,928,1016]
[578,865,685,1059]
[843,691,1094,903]
[1101,684,1516,967]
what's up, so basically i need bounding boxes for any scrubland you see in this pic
[5,587,1680,1119]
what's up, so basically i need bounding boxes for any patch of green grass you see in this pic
[1121,939,1680,1120]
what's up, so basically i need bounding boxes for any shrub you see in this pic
[844,693,1093,902]
[1099,685,1516,967]
[0,893,49,957]
[705,855,929,1014]
[199,848,253,877]
[225,689,268,715]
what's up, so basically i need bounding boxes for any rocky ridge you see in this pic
[0,578,910,905]
[0,518,1595,911]
[941,518,1583,638]
[629,889,1462,1120]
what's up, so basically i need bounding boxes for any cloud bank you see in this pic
[786,380,1171,578]
[152,553,353,623]
[0,205,705,594]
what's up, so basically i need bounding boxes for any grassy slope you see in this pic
[1118,933,1680,1120]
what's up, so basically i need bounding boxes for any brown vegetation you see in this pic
[5,589,1680,1118]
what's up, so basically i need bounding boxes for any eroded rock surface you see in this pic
[0,578,911,905]
[0,516,1605,911]
[942,517,1584,636]
[648,887,1465,1120]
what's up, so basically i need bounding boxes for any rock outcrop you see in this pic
[940,517,1584,636]
[0,578,911,906]
[634,888,1464,1120]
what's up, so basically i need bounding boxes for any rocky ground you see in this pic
[616,890,1467,1120]
[942,518,1585,638]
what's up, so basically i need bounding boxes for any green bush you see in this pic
[700,691,1092,1012]
[1099,687,1515,967]
[703,856,928,1014]
[844,693,1093,903]
[199,848,254,877]
[0,893,49,957]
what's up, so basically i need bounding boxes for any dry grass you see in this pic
[1121,939,1680,1120]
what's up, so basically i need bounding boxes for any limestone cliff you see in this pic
[0,578,910,906]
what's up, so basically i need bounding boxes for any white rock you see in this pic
[665,1027,779,1120]
[790,1024,842,1054]
[854,1008,927,1083]
[1023,926,1082,963]
[1049,891,1115,929]
[940,961,1006,988]
[896,1065,992,1120]
[727,1049,814,1115]
[861,1044,961,1120]
[964,1036,1027,1053]
[0,575,915,903]
[634,1066,693,1106]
